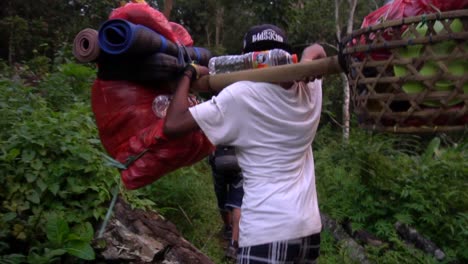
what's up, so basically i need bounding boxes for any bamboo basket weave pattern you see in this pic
[342,9,468,133]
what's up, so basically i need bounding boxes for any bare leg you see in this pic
[221,210,232,228]
[231,207,241,244]
[225,207,240,260]
[220,210,232,240]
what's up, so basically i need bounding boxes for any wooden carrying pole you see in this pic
[191,56,343,91]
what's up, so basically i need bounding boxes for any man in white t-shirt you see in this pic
[164,24,326,264]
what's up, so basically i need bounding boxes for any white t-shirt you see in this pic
[189,80,322,247]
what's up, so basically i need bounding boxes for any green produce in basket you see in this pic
[394,18,466,106]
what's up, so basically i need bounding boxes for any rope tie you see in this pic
[98,186,119,238]
[429,4,442,18]
[338,40,349,74]
[97,149,150,238]
[420,14,427,27]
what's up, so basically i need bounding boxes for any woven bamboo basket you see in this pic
[341,9,468,133]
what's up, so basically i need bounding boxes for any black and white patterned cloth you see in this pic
[237,233,320,264]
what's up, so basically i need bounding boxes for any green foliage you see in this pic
[314,126,468,262]
[0,64,117,262]
[27,55,51,78]
[0,80,44,139]
[317,231,360,264]
[0,2,466,263]
[0,0,119,65]
[38,63,96,111]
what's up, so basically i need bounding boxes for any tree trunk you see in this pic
[395,222,446,261]
[95,197,215,264]
[341,72,350,141]
[215,7,224,48]
[335,0,357,142]
[205,25,212,48]
[163,0,173,20]
[8,23,14,65]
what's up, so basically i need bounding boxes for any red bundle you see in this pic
[170,22,194,46]
[92,80,214,190]
[355,0,468,60]
[110,2,179,43]
[361,0,468,29]
[93,2,215,189]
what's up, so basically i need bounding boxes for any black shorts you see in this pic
[212,170,244,210]
[237,233,320,264]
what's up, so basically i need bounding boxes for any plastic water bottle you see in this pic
[152,94,200,118]
[208,49,298,75]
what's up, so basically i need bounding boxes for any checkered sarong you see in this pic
[237,233,320,264]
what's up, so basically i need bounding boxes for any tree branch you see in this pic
[321,213,372,264]
[335,0,342,41]
[163,0,173,19]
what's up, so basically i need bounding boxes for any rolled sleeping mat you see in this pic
[181,46,212,67]
[73,28,100,63]
[97,52,184,82]
[99,19,178,56]
[98,19,212,66]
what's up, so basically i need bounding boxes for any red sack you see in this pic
[432,0,468,11]
[109,2,178,43]
[355,0,468,60]
[361,0,468,29]
[92,80,215,189]
[170,22,194,46]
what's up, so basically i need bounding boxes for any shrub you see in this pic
[314,127,468,262]
[0,101,120,262]
[0,63,118,263]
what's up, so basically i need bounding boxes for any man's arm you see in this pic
[164,44,326,138]
[163,65,208,138]
[298,44,327,82]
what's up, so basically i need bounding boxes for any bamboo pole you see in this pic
[191,56,343,92]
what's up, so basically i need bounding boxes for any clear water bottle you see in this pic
[152,94,200,118]
[208,49,298,75]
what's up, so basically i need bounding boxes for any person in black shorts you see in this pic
[209,145,244,260]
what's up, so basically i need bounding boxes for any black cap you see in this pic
[243,24,292,53]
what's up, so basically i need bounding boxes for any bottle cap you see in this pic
[292,54,298,64]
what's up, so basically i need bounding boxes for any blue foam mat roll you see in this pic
[98,19,212,66]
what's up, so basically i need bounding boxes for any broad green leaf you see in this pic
[0,253,26,264]
[36,178,47,192]
[422,137,441,162]
[27,251,60,264]
[6,148,20,161]
[46,215,69,244]
[31,159,43,170]
[70,222,94,242]
[48,183,60,196]
[2,212,17,222]
[66,233,82,241]
[26,189,40,204]
[44,249,66,259]
[65,240,95,260]
[25,173,38,183]
[21,149,36,163]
